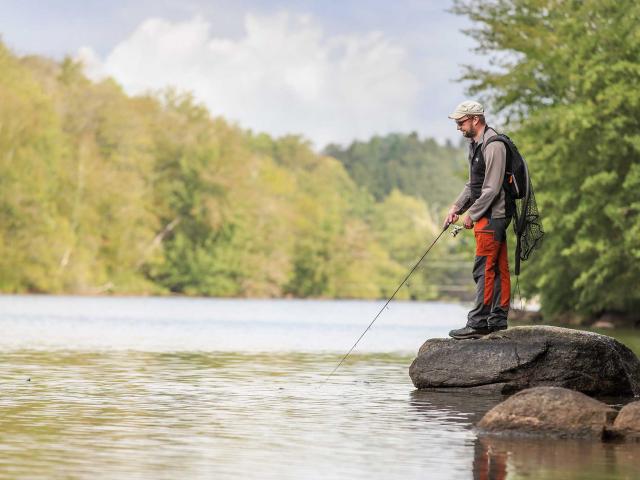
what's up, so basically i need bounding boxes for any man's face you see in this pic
[455,116,478,138]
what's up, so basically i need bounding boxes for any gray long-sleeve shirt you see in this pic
[453,126,507,220]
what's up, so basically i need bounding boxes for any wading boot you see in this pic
[448,326,491,340]
[488,324,507,333]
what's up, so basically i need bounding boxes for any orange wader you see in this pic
[466,216,510,329]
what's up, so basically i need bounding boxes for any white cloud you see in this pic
[76,46,107,80]
[78,12,422,147]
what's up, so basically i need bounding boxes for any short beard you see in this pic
[462,127,476,138]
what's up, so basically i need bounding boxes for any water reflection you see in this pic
[409,389,640,479]
[474,436,640,480]
[410,389,506,427]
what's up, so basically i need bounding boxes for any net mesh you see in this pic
[514,180,544,261]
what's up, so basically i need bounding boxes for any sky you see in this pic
[0,0,481,148]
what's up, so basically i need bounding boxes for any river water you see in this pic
[0,296,638,479]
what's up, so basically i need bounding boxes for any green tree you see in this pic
[0,45,71,292]
[372,190,440,299]
[453,0,640,319]
[145,91,251,295]
[55,60,159,292]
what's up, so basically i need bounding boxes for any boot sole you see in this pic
[450,332,489,340]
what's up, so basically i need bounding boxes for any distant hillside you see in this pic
[325,133,467,212]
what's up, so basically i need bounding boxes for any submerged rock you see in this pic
[612,401,640,440]
[476,387,617,438]
[409,326,640,396]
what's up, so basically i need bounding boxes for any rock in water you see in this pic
[612,401,640,440]
[409,326,640,396]
[476,386,617,438]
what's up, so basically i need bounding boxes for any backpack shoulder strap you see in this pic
[482,132,513,171]
[483,132,510,149]
[480,128,508,153]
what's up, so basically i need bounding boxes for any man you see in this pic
[444,100,511,339]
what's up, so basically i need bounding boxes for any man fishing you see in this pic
[322,101,530,383]
[444,100,511,339]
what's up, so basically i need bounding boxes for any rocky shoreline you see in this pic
[476,386,640,441]
[410,326,640,441]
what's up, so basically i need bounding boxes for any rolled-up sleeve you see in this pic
[467,142,506,221]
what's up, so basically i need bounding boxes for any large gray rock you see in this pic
[477,386,617,438]
[612,401,640,440]
[409,326,640,396]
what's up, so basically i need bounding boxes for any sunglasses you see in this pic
[455,116,472,126]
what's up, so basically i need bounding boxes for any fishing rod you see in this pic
[320,222,462,386]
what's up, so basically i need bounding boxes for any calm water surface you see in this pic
[0,296,638,479]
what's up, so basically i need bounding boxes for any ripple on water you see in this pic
[0,350,478,479]
[1,350,639,479]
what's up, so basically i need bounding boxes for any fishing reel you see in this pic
[450,225,464,237]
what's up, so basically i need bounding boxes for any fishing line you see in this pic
[319,223,452,387]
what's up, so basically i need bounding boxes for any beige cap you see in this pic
[448,100,484,120]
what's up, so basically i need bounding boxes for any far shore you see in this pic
[1,292,638,330]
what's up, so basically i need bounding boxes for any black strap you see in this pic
[483,133,513,172]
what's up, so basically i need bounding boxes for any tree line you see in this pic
[0,42,470,300]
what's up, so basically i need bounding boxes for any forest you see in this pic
[0,42,470,302]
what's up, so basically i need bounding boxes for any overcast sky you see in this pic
[0,0,481,148]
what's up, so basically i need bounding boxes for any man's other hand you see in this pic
[463,215,474,229]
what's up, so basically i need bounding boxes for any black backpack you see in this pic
[485,133,528,201]
[484,133,544,275]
